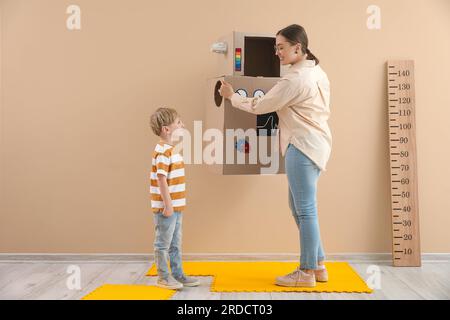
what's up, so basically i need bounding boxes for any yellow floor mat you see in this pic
[147,261,373,293]
[81,284,176,300]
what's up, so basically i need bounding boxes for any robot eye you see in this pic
[236,89,248,97]
[253,89,265,98]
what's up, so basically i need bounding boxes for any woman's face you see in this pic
[275,35,302,65]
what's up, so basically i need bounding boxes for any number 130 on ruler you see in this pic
[387,60,421,267]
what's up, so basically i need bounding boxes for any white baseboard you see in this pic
[0,252,449,263]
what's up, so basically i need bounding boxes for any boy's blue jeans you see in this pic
[285,143,325,270]
[153,211,184,279]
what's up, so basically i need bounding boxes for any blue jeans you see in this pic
[153,211,184,279]
[285,144,325,270]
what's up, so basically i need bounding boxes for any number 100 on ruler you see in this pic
[387,60,421,267]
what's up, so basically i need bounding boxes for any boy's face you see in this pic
[163,117,184,135]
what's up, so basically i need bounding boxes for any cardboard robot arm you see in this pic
[230,78,298,115]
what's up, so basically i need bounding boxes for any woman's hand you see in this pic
[219,80,234,99]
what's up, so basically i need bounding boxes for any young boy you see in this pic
[149,107,200,290]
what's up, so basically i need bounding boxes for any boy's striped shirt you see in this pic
[150,142,186,213]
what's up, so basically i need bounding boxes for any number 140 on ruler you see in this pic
[387,60,421,267]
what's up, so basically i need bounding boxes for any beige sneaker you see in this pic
[275,267,316,287]
[314,266,329,282]
[156,275,183,290]
[174,275,201,287]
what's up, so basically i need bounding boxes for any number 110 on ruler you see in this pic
[387,60,421,267]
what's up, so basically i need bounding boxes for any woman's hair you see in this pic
[276,24,319,65]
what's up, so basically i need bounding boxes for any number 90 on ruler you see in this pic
[387,60,421,267]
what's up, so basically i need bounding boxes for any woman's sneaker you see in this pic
[314,266,328,282]
[174,274,201,287]
[275,267,316,287]
[156,275,183,290]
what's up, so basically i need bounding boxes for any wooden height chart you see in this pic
[387,60,421,267]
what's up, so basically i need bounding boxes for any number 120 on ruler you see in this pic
[387,60,421,267]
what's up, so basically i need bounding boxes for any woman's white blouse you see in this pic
[230,59,332,171]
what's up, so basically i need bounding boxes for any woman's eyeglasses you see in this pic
[274,42,295,53]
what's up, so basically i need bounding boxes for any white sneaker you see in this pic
[156,275,183,290]
[174,275,200,287]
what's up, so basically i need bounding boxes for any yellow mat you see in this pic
[147,261,372,293]
[81,284,176,300]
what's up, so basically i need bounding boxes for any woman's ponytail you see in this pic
[305,48,319,65]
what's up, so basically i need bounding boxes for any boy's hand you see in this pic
[163,206,174,217]
[156,174,174,218]
[219,80,234,99]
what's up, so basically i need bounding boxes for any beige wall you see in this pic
[1,0,449,254]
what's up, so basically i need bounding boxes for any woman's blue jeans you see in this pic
[285,143,325,270]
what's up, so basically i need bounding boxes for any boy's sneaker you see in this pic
[156,275,183,290]
[275,267,316,287]
[315,265,328,282]
[174,274,200,287]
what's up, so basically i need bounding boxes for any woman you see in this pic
[219,24,332,287]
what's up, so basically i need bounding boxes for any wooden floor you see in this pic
[0,259,449,300]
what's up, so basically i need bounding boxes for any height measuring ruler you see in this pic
[387,60,421,267]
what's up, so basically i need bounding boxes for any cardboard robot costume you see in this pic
[206,31,287,175]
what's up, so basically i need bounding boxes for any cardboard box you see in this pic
[205,75,285,175]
